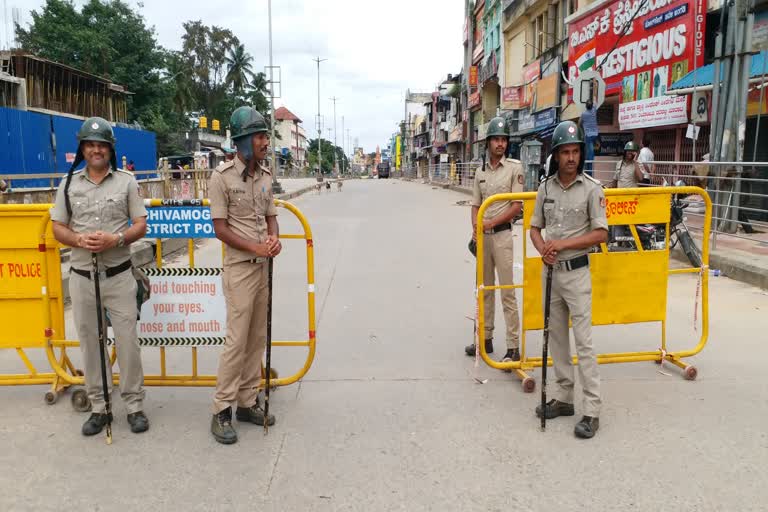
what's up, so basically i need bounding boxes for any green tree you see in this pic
[307,139,347,175]
[16,0,180,152]
[225,43,256,96]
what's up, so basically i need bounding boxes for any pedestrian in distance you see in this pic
[208,106,281,445]
[612,141,645,189]
[529,120,608,439]
[465,116,524,367]
[50,117,150,437]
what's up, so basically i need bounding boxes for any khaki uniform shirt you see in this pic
[208,157,278,266]
[614,160,642,189]
[472,158,525,220]
[50,168,146,271]
[530,173,608,261]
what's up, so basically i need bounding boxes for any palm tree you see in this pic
[225,43,256,95]
[165,52,194,116]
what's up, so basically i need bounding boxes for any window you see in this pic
[529,13,546,59]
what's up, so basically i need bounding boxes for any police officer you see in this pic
[529,121,608,439]
[612,141,645,188]
[465,117,524,364]
[50,117,149,436]
[208,106,281,445]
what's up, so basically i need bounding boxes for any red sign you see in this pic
[522,60,540,107]
[469,66,478,87]
[468,91,481,111]
[567,0,705,99]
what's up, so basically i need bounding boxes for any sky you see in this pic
[13,0,465,153]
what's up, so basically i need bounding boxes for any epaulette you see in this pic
[583,173,602,186]
[115,168,134,176]
[506,158,522,164]
[214,160,236,174]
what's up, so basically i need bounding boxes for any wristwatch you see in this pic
[117,232,126,248]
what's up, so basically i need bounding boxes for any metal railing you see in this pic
[588,159,768,250]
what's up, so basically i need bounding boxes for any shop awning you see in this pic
[668,50,768,93]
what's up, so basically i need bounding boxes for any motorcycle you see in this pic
[607,181,703,268]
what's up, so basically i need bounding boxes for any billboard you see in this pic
[567,0,705,100]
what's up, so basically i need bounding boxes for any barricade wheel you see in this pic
[684,366,698,381]
[522,377,536,393]
[44,391,58,405]
[75,370,84,377]
[71,388,92,412]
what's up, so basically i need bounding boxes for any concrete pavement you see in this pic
[1,179,767,511]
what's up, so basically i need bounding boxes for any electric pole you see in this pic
[313,57,327,176]
[330,96,339,175]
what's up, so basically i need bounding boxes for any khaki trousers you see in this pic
[70,270,144,414]
[543,265,601,417]
[482,229,521,349]
[212,260,268,414]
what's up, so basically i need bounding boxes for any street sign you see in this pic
[144,207,215,238]
[692,90,708,123]
[572,69,606,110]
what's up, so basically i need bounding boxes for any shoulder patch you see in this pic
[583,173,602,186]
[517,174,524,185]
[214,160,235,174]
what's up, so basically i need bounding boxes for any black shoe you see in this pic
[535,399,575,419]
[501,348,521,363]
[82,412,112,436]
[236,398,276,426]
[465,338,493,356]
[574,416,599,439]
[211,407,237,444]
[127,411,149,433]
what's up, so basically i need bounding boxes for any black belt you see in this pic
[71,259,132,280]
[483,222,512,235]
[555,254,589,272]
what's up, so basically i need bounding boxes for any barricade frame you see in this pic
[0,198,316,408]
[475,186,712,392]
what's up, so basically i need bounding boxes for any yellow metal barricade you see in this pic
[0,204,79,403]
[475,186,711,392]
[0,198,316,409]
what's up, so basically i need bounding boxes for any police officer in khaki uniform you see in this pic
[208,106,281,445]
[465,117,524,364]
[50,117,149,436]
[530,121,608,439]
[611,141,645,188]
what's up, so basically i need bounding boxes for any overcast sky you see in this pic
[14,0,465,152]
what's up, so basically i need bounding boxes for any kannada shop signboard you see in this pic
[618,95,688,130]
[567,0,705,100]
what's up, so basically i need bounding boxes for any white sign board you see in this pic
[137,269,226,340]
[572,69,606,110]
[692,91,708,124]
[619,96,688,131]
[686,124,701,140]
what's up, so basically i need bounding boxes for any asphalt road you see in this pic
[1,178,766,511]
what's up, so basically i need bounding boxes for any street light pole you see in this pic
[267,0,283,193]
[330,96,339,176]
[341,115,345,174]
[313,57,327,176]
